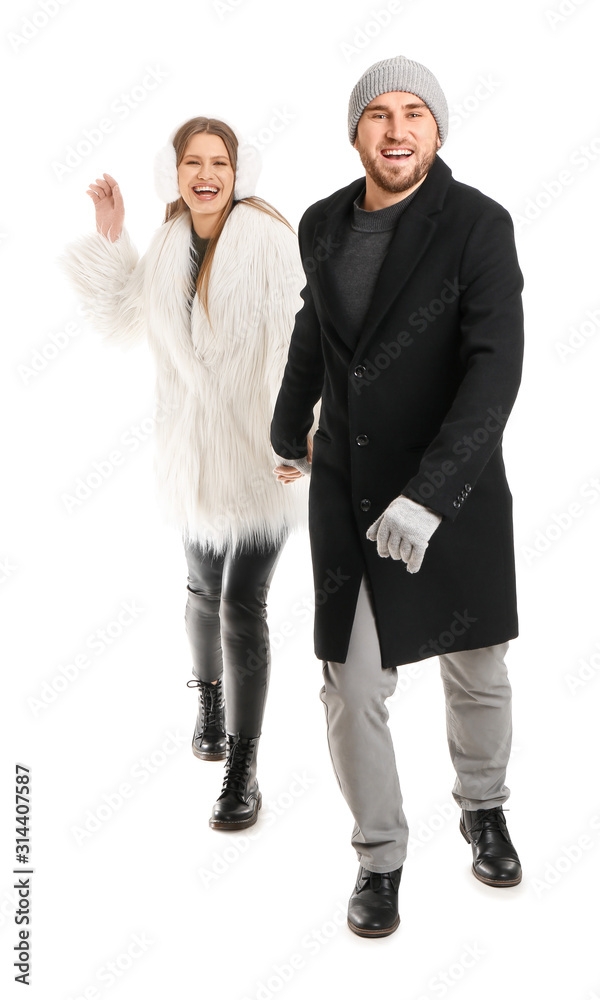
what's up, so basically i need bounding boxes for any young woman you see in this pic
[59,116,314,831]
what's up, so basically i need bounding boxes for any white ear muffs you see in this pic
[153,115,262,204]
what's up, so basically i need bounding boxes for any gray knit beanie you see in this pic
[348,55,448,146]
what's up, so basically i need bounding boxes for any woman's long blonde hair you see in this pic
[163,117,294,325]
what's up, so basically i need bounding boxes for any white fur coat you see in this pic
[59,203,315,552]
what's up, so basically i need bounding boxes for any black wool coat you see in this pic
[270,154,524,669]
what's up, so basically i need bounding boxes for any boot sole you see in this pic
[208,792,262,831]
[460,820,522,887]
[191,740,226,761]
[347,914,400,938]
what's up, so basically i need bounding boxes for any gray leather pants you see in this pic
[320,572,513,873]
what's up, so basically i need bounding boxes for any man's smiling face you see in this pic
[354,91,441,196]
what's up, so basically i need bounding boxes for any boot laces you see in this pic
[357,869,400,894]
[221,739,254,797]
[468,808,510,843]
[187,678,223,729]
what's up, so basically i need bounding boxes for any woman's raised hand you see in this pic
[86,172,124,242]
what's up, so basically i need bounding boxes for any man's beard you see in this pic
[355,136,438,195]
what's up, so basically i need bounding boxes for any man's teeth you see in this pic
[382,149,412,156]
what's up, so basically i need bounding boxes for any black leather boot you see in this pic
[209,734,261,830]
[347,865,402,937]
[186,677,226,761]
[460,806,522,886]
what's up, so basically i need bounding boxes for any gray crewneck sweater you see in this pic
[331,181,420,351]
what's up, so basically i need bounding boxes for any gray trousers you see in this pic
[320,573,513,873]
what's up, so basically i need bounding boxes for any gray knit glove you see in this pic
[366,495,442,572]
[272,450,311,477]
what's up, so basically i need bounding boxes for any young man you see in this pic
[270,55,524,938]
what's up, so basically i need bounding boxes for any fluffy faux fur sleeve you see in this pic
[57,226,147,349]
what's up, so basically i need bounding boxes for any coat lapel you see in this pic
[310,155,453,364]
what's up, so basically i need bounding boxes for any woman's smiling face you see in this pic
[177,132,235,224]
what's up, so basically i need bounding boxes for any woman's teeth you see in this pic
[192,186,219,199]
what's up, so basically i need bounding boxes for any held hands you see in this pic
[86,172,124,243]
[366,495,442,573]
[273,435,313,483]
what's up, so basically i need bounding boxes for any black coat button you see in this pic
[356,434,369,446]
[360,499,371,511]
[354,365,366,378]
[465,483,472,492]
[453,500,461,509]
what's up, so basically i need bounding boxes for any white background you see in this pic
[3,0,600,997]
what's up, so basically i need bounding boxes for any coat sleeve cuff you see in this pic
[272,450,311,476]
[400,477,474,521]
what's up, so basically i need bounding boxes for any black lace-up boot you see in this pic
[347,865,402,937]
[186,677,226,761]
[460,806,522,886]
[209,734,261,830]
